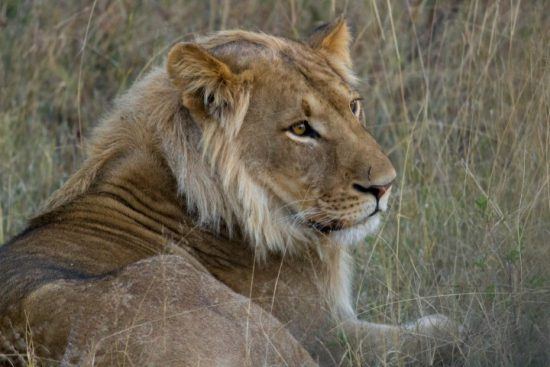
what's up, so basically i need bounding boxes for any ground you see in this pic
[0,1,548,366]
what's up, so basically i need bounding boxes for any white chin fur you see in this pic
[328,214,381,246]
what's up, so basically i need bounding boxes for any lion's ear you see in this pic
[307,17,352,68]
[167,42,250,121]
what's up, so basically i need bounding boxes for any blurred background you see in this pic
[0,1,548,365]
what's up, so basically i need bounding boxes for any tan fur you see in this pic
[0,21,462,366]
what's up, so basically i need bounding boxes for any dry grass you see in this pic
[0,1,548,366]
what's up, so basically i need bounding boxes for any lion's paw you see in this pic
[401,314,465,366]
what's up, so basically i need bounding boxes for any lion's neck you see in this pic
[41,67,355,321]
[60,141,353,321]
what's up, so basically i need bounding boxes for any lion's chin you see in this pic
[326,214,381,246]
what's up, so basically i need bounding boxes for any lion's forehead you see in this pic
[200,31,354,102]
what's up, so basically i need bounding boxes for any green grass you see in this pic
[1,1,548,366]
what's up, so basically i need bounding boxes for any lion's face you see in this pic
[239,54,396,244]
[167,20,396,248]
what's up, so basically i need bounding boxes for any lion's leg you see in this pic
[340,315,463,365]
[16,255,317,367]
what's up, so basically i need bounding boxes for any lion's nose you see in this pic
[352,182,392,200]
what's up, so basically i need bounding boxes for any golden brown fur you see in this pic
[0,19,461,366]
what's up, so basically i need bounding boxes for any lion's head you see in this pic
[163,19,396,256]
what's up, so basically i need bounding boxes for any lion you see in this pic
[0,19,461,366]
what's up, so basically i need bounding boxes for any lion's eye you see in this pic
[288,121,320,138]
[350,98,362,117]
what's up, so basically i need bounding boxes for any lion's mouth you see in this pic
[308,220,344,234]
[307,209,380,234]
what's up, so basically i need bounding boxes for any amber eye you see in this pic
[350,98,362,117]
[288,121,320,138]
[291,122,307,135]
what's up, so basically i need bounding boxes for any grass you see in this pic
[1,1,548,366]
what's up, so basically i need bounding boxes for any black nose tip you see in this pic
[352,182,392,200]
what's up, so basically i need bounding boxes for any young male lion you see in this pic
[0,19,460,366]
